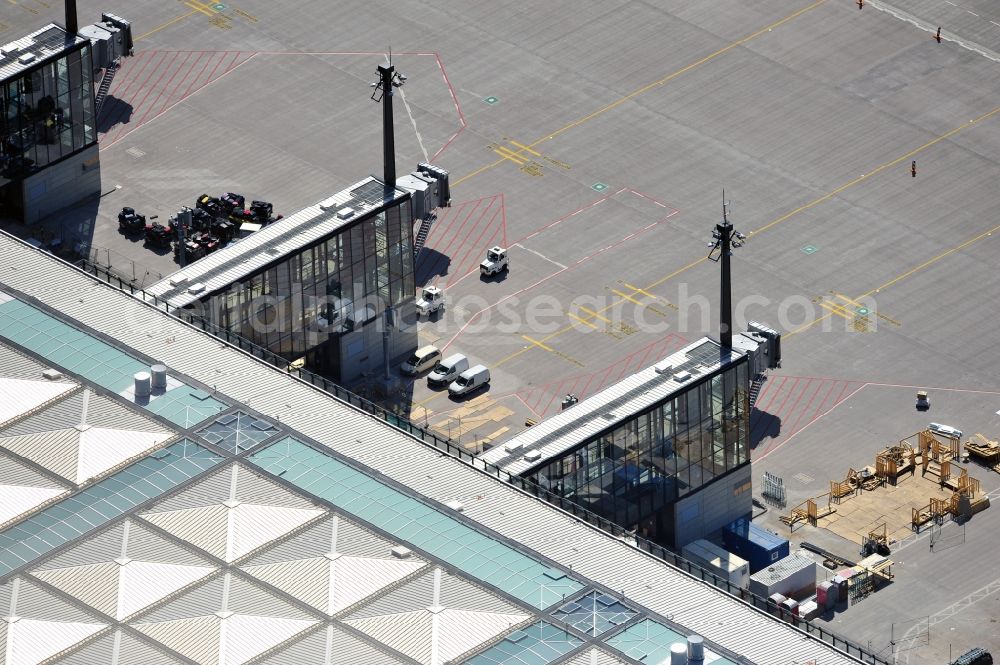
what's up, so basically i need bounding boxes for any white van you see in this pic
[427,354,469,387]
[401,345,441,375]
[448,364,490,397]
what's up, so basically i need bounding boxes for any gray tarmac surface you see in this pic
[3,1,1000,661]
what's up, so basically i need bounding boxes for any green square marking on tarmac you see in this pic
[856,306,870,316]
[801,244,818,254]
[592,183,608,192]
[483,96,499,105]
[211,3,227,11]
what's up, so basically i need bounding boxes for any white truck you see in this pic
[415,285,445,316]
[480,246,509,277]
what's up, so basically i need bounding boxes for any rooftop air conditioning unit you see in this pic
[673,370,692,383]
[654,362,673,375]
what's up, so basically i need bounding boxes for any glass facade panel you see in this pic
[526,357,750,544]
[201,197,415,379]
[1,42,96,187]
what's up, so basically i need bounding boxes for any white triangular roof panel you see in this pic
[141,504,230,560]
[0,378,75,426]
[229,504,325,562]
[132,615,221,665]
[331,556,426,614]
[221,614,317,665]
[5,618,106,665]
[118,560,217,620]
[0,484,65,523]
[437,608,531,662]
[344,610,434,664]
[0,428,80,480]
[76,428,173,483]
[30,561,120,617]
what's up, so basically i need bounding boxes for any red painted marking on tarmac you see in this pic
[426,198,487,277]
[757,383,869,462]
[128,50,197,135]
[107,53,255,147]
[777,378,828,451]
[515,393,542,419]
[178,51,213,100]
[430,52,466,161]
[447,202,502,288]
[754,376,786,413]
[111,51,181,143]
[101,50,169,138]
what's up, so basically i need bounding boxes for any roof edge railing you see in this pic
[58,253,886,665]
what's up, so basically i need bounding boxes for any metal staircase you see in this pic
[94,62,120,116]
[412,214,434,258]
[748,376,766,408]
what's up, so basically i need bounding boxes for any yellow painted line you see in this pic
[498,102,1000,364]
[610,288,645,306]
[508,140,540,156]
[833,292,865,308]
[452,0,826,187]
[568,313,599,329]
[184,1,215,17]
[817,300,853,320]
[135,9,199,40]
[749,105,1000,240]
[493,146,526,165]
[522,335,557,353]
[789,222,1000,337]
[859,222,1000,297]
[577,305,611,323]
[521,335,584,367]
[622,281,658,299]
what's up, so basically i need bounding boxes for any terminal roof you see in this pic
[0,231,860,665]
[144,176,407,309]
[0,24,87,82]
[482,338,743,475]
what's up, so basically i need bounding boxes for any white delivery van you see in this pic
[401,345,441,375]
[427,354,469,387]
[448,364,490,397]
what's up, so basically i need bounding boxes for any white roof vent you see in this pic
[42,368,63,380]
[187,282,206,295]
[319,196,339,211]
[673,370,692,383]
[169,273,189,287]
[503,441,523,454]
[654,362,673,374]
[336,207,356,220]
[18,53,35,65]
[523,449,542,462]
[444,499,464,512]
[391,545,413,559]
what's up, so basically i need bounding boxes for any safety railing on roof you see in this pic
[72,256,888,665]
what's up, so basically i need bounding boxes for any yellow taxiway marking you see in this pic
[521,335,584,367]
[136,10,199,41]
[508,139,540,156]
[833,292,865,308]
[568,313,599,329]
[817,300,853,320]
[184,1,215,17]
[576,305,611,323]
[493,145,526,165]
[610,288,645,306]
[788,222,1000,337]
[452,0,826,187]
[622,282,657,299]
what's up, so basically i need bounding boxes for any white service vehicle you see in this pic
[480,246,509,277]
[415,285,445,316]
[427,354,469,387]
[401,345,442,376]
[448,364,490,397]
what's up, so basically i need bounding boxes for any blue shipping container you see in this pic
[723,518,789,574]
